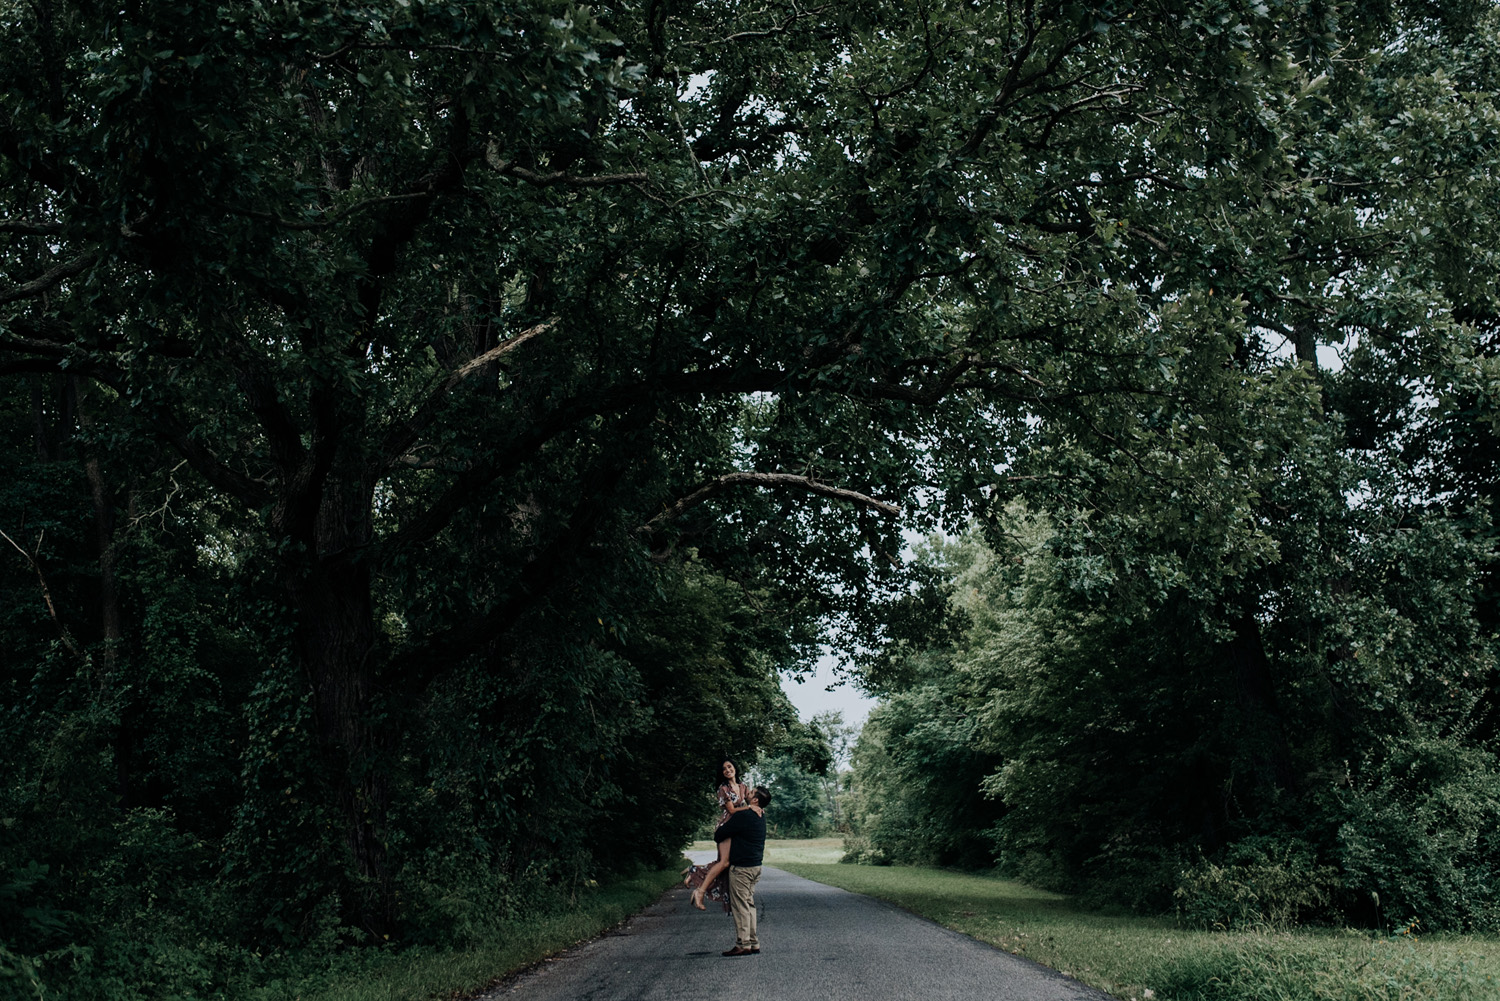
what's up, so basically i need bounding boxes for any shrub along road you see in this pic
[480,863,1108,1001]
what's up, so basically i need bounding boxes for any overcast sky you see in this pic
[779,650,877,730]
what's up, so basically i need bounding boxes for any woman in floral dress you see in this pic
[683,758,756,911]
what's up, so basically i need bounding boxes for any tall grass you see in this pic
[774,863,1500,1001]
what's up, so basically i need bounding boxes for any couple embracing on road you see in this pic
[683,759,772,957]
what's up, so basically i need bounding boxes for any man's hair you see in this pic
[753,785,772,808]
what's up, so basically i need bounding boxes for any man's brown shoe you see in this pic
[722,946,754,956]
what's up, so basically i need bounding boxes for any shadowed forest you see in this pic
[3,0,1500,997]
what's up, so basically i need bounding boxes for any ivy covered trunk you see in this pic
[283,468,394,937]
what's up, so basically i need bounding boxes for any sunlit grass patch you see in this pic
[776,863,1500,1001]
[765,838,846,865]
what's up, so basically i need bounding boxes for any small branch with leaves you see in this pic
[486,144,646,187]
[0,527,86,662]
[683,1,835,49]
[0,217,64,235]
[382,316,558,470]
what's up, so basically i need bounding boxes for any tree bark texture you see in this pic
[282,466,395,938]
[1226,610,1298,797]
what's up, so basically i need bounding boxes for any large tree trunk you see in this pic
[77,381,129,803]
[1225,610,1298,797]
[284,470,394,938]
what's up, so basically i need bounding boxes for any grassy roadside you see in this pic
[774,862,1500,1001]
[283,867,681,1001]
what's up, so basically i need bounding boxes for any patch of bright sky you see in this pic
[781,648,877,731]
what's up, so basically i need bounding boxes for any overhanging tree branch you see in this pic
[0,252,98,306]
[0,217,63,235]
[373,362,790,556]
[149,405,275,508]
[642,472,901,535]
[682,2,834,48]
[380,317,558,470]
[0,328,71,357]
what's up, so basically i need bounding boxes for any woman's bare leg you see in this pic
[691,838,732,910]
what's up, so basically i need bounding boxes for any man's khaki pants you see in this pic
[728,865,761,950]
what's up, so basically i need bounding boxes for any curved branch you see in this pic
[0,252,98,306]
[0,330,71,357]
[149,405,275,508]
[381,317,558,469]
[643,472,900,534]
[0,218,64,235]
[682,2,834,48]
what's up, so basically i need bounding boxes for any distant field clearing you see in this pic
[687,837,844,865]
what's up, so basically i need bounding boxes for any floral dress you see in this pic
[682,781,749,913]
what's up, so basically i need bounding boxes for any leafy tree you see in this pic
[752,751,830,839]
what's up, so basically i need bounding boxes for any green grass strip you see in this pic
[288,868,680,1001]
[775,862,1500,1001]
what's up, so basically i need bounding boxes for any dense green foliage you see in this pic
[849,507,1500,926]
[840,0,1500,933]
[751,711,854,838]
[5,0,1500,995]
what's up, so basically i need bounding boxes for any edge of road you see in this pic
[467,863,696,999]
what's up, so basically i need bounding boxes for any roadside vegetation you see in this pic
[0,867,679,1001]
[776,863,1500,1001]
[294,868,681,1001]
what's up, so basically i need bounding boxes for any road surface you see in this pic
[481,858,1111,1001]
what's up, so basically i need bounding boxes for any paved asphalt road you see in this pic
[481,856,1111,1001]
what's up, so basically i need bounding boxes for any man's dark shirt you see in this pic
[713,808,766,867]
